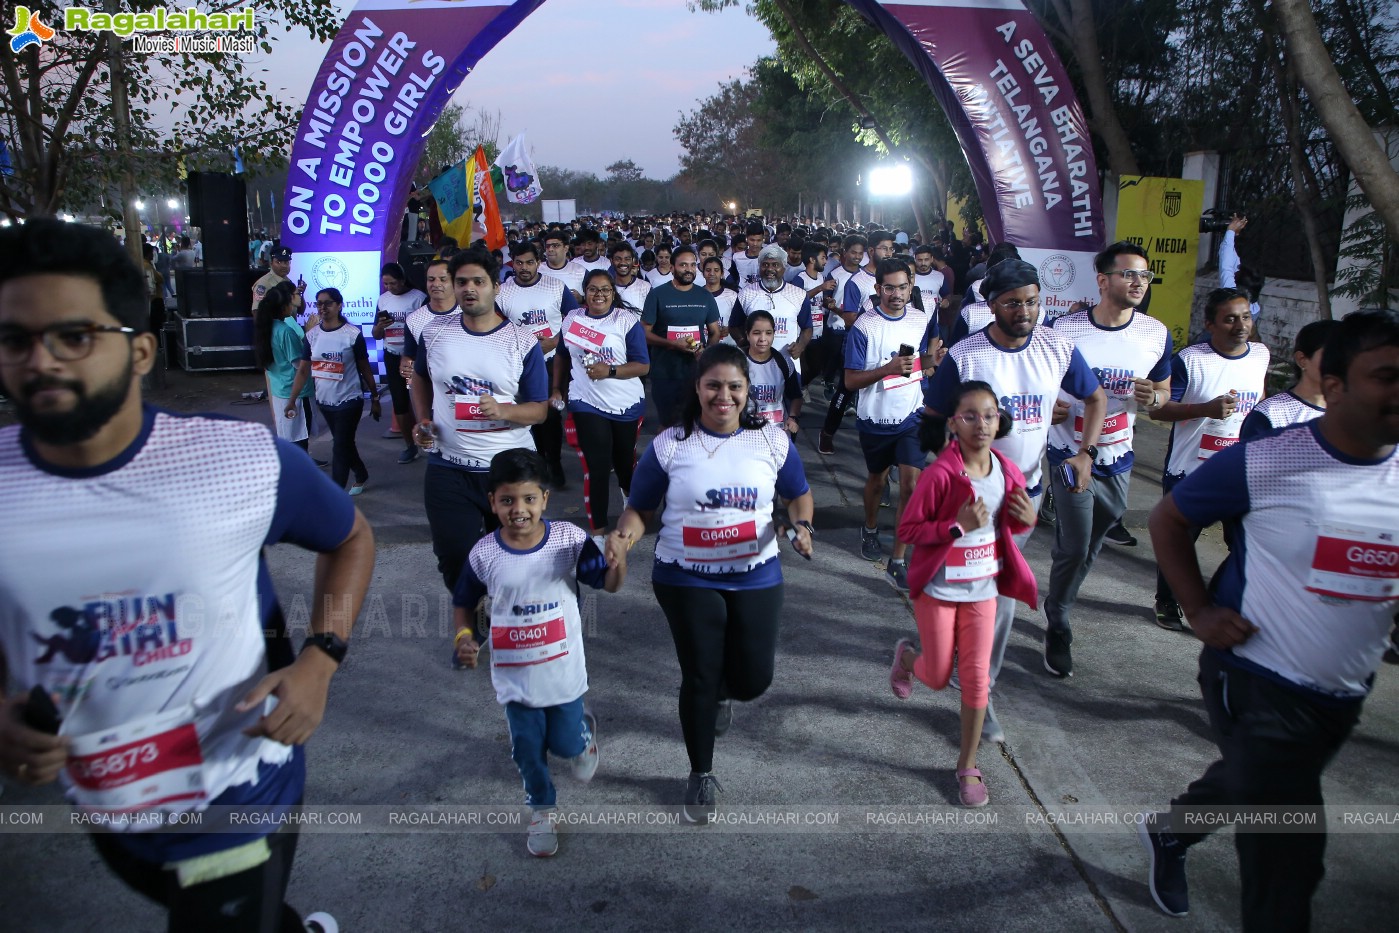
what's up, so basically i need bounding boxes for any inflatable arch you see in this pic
[282,0,1105,334]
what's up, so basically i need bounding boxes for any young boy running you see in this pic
[453,448,627,856]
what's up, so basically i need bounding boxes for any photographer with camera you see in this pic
[1217,213,1264,329]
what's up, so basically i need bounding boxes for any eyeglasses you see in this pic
[995,298,1040,311]
[314,300,339,309]
[0,323,136,365]
[953,412,1000,425]
[585,286,615,296]
[1110,269,1154,284]
[879,283,911,293]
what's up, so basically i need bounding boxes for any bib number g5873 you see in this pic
[66,705,207,820]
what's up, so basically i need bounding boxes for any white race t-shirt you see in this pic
[377,288,428,356]
[1163,341,1270,485]
[924,455,1005,603]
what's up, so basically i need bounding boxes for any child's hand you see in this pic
[605,530,632,569]
[956,494,989,533]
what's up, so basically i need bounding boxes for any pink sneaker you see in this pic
[890,638,914,699]
[957,768,989,807]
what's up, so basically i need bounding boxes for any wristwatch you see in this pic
[949,522,965,540]
[302,632,348,666]
[608,365,617,378]
[796,520,815,535]
[1079,444,1098,460]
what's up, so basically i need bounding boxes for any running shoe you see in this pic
[714,700,733,737]
[1038,491,1056,526]
[1105,520,1137,547]
[1154,600,1188,632]
[683,772,722,825]
[1137,814,1189,917]
[889,638,914,699]
[885,560,909,593]
[397,447,419,465]
[527,808,559,857]
[348,479,367,497]
[1044,629,1073,678]
[570,711,599,783]
[860,527,883,561]
[304,913,339,933]
[818,431,835,455]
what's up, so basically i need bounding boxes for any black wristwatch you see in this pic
[796,520,815,535]
[302,633,348,666]
[608,365,617,378]
[1079,444,1098,460]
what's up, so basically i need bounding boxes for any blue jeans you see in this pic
[503,697,590,807]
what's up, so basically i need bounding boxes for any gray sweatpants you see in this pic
[987,490,1042,692]
[1043,466,1131,636]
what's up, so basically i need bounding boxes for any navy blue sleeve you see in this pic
[299,336,312,362]
[775,437,811,499]
[351,331,369,364]
[702,291,720,326]
[451,554,488,609]
[1169,353,1188,402]
[1149,332,1174,383]
[729,301,746,335]
[1061,348,1101,400]
[402,327,419,360]
[783,362,803,402]
[1170,442,1251,527]
[627,444,669,512]
[796,301,812,332]
[575,537,608,590]
[945,314,969,348]
[1238,409,1272,442]
[624,321,650,364]
[517,343,549,402]
[641,288,660,326]
[561,288,581,315]
[923,355,962,414]
[842,278,862,314]
[414,346,432,379]
[264,438,356,550]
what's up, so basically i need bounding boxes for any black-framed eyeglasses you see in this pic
[585,286,615,296]
[0,323,136,365]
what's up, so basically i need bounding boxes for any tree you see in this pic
[415,104,471,187]
[674,76,780,210]
[1272,0,1399,244]
[605,159,645,184]
[0,0,342,223]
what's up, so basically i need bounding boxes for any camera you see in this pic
[1199,208,1239,234]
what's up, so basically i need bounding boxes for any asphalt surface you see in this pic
[2,366,1397,932]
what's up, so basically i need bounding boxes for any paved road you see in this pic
[3,370,1396,931]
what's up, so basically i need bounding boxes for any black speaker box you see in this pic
[176,268,259,318]
[188,172,249,271]
[397,240,437,293]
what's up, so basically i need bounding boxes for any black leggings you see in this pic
[93,828,303,933]
[569,410,641,532]
[383,352,415,449]
[654,581,784,774]
[317,397,367,488]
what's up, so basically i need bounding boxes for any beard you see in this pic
[14,356,134,446]
[761,274,783,291]
[673,270,695,286]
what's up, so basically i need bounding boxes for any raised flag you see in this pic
[428,156,475,246]
[474,145,506,251]
[495,133,542,205]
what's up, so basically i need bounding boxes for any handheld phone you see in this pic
[22,685,61,734]
[898,344,915,357]
[784,526,813,560]
[1058,462,1076,489]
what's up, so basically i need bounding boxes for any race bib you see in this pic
[667,325,702,346]
[945,538,1001,582]
[1197,428,1238,460]
[681,511,761,563]
[811,308,825,335]
[311,358,345,381]
[490,600,569,667]
[452,394,510,432]
[1305,525,1399,601]
[66,705,206,820]
[881,357,924,391]
[530,323,556,341]
[1075,411,1130,447]
[564,318,607,354]
[759,402,785,425]
[385,322,405,341]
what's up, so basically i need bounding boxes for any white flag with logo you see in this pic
[494,133,543,205]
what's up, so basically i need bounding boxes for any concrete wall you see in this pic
[1189,271,1326,357]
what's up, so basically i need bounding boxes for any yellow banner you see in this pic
[1114,176,1204,350]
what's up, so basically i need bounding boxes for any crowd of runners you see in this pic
[0,215,1396,932]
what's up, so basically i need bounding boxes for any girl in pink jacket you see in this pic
[891,380,1039,806]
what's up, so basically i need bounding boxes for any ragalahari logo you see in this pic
[8,6,56,53]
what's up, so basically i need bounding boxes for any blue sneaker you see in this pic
[397,447,419,465]
[1137,813,1189,917]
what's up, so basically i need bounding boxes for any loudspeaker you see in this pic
[188,172,249,271]
[397,240,437,293]
[177,268,259,318]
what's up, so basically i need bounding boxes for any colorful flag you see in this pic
[428,156,475,246]
[474,146,506,251]
[494,133,542,205]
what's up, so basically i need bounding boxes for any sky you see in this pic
[263,0,777,179]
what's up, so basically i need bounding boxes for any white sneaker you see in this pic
[570,711,599,782]
[527,808,559,857]
[304,913,339,933]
